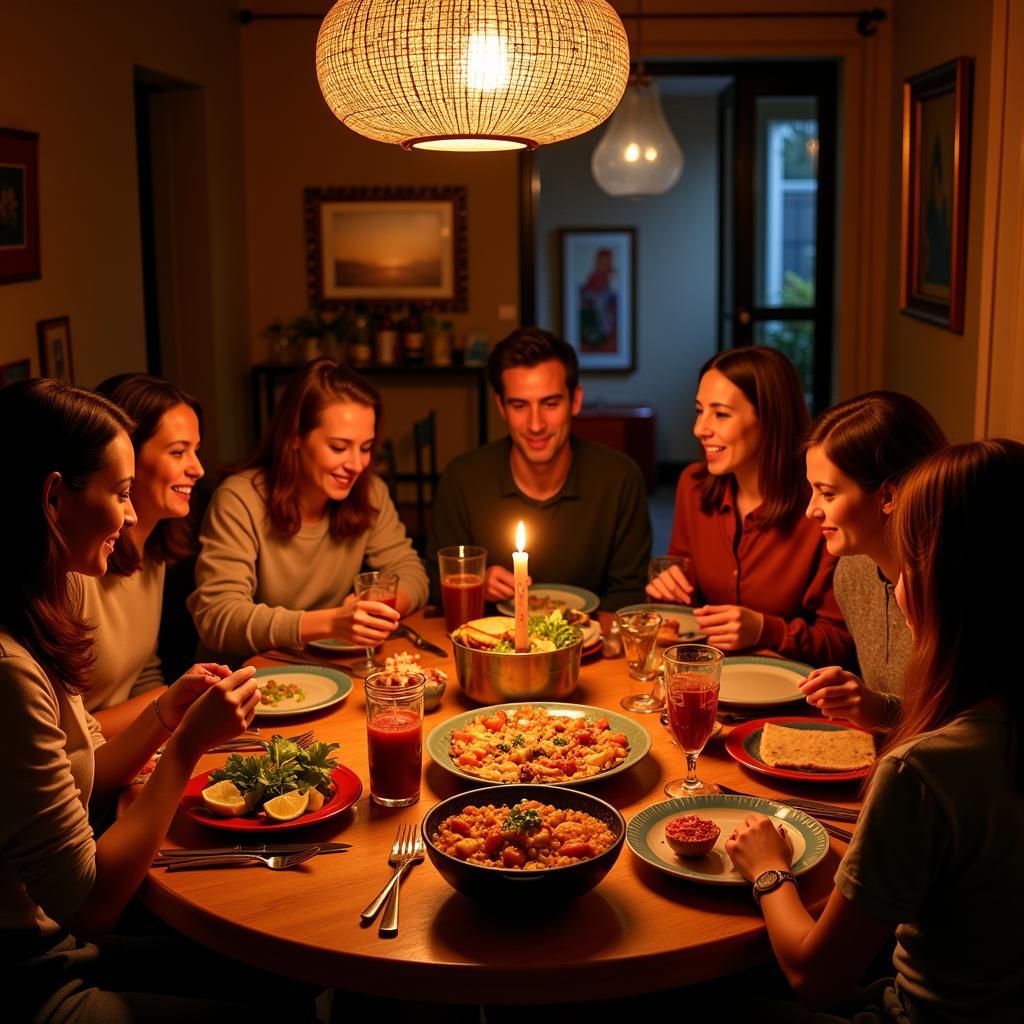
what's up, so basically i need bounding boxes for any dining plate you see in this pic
[496,584,600,617]
[426,701,652,787]
[181,766,362,832]
[252,665,353,717]
[718,656,812,707]
[725,716,875,783]
[306,637,365,655]
[627,794,829,885]
[614,603,706,646]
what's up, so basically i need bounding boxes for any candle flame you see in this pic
[515,521,526,553]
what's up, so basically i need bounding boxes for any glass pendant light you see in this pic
[592,0,684,196]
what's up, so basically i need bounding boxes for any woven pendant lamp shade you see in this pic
[316,0,631,151]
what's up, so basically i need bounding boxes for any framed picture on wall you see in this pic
[304,185,468,311]
[0,128,41,286]
[37,316,74,383]
[560,227,636,372]
[899,57,972,333]
[0,358,31,388]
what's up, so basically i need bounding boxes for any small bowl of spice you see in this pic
[376,651,447,711]
[664,815,721,858]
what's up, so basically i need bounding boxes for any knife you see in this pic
[157,841,351,860]
[396,624,448,658]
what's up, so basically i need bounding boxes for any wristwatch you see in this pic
[752,868,797,904]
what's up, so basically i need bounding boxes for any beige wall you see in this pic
[0,0,249,462]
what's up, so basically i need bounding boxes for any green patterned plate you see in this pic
[252,665,353,717]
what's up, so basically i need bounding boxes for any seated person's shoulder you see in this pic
[574,437,644,482]
[439,439,507,482]
[0,636,57,706]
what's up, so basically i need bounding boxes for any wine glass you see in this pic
[616,610,664,713]
[663,644,723,797]
[352,570,399,676]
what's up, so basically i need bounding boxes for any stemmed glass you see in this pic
[616,610,664,713]
[352,570,399,676]
[663,644,723,797]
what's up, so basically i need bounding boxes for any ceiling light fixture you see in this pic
[316,0,631,152]
[591,0,684,196]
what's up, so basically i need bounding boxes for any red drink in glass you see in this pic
[667,673,719,753]
[367,709,422,804]
[441,573,485,632]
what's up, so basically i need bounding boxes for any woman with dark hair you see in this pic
[0,380,314,1020]
[189,358,428,660]
[77,373,205,737]
[725,439,1024,1022]
[647,347,851,666]
[801,392,947,729]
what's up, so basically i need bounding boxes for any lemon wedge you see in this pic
[202,780,247,817]
[305,787,325,812]
[263,789,309,822]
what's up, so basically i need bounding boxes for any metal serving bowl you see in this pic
[422,784,625,904]
[450,636,582,705]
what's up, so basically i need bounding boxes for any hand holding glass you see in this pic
[616,610,663,712]
[664,644,722,797]
[353,570,399,675]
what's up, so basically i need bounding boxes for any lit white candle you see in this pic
[513,520,529,653]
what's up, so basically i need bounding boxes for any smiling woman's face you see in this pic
[295,400,376,504]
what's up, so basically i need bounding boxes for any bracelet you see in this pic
[151,698,174,734]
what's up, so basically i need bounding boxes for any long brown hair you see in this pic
[696,347,809,528]
[95,373,203,575]
[238,358,381,539]
[885,439,1024,788]
[0,379,134,696]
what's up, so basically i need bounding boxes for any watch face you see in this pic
[755,869,781,890]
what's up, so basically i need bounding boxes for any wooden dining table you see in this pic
[127,611,860,1005]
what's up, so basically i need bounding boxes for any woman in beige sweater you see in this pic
[189,359,428,660]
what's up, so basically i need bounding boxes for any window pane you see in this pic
[754,320,815,408]
[754,98,818,308]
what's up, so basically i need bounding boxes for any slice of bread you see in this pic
[760,722,876,772]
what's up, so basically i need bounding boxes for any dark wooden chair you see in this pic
[375,437,398,504]
[412,410,438,551]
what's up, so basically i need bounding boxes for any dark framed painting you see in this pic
[0,128,41,285]
[900,58,972,332]
[560,227,636,372]
[304,185,468,311]
[0,358,31,388]
[37,315,74,383]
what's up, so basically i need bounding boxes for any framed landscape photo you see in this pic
[304,185,468,311]
[900,58,972,332]
[37,315,74,383]
[0,128,41,285]
[0,358,31,388]
[561,228,636,372]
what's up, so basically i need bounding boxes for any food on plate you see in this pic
[376,651,448,710]
[432,798,616,869]
[257,678,306,706]
[448,704,630,783]
[657,619,680,644]
[204,734,340,819]
[760,722,876,772]
[664,814,721,857]
[451,610,581,654]
[527,593,568,614]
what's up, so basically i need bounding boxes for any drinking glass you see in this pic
[663,644,723,797]
[437,545,487,633]
[364,671,425,807]
[353,570,399,675]
[616,610,664,713]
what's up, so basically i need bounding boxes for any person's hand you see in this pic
[174,666,260,757]
[693,604,763,651]
[485,565,529,603]
[800,667,889,730]
[645,565,694,604]
[725,813,793,882]
[334,599,400,646]
[157,663,232,730]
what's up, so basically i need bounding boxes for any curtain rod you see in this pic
[238,7,885,38]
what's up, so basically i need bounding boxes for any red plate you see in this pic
[181,765,362,832]
[724,716,874,783]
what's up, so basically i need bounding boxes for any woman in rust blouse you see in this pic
[647,348,852,667]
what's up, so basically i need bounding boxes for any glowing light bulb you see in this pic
[644,146,658,161]
[624,142,640,162]
[466,33,509,92]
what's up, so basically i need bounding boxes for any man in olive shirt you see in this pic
[426,328,651,611]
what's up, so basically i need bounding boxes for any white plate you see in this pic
[718,656,812,708]
[306,637,365,655]
[252,666,353,717]
[496,584,600,617]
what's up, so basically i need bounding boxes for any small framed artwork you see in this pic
[304,185,468,311]
[560,227,636,372]
[0,128,41,286]
[37,316,74,383]
[900,58,972,332]
[0,358,31,388]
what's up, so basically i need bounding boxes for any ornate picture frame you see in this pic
[0,128,41,286]
[37,315,74,383]
[0,358,31,387]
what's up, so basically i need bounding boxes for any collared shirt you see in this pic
[427,437,651,611]
[668,463,852,667]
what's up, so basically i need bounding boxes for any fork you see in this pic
[161,846,321,871]
[361,824,419,924]
[208,729,315,754]
[378,830,425,937]
[716,782,860,823]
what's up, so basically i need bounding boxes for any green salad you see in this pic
[493,609,581,653]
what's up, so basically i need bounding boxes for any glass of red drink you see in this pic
[353,570,400,675]
[437,546,486,634]
[364,672,425,807]
[663,644,723,798]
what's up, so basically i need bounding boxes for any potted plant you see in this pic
[286,308,352,363]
